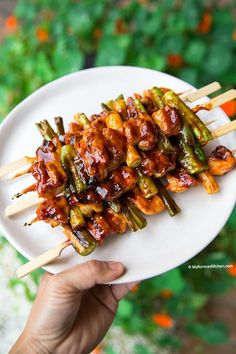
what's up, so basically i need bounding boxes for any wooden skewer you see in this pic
[193,89,236,112]
[4,120,236,217]
[211,120,236,139]
[0,157,34,178]
[5,194,44,217]
[16,240,71,278]
[179,82,221,102]
[0,85,229,182]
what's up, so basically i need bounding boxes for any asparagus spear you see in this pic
[122,200,147,231]
[162,90,213,145]
[137,170,158,198]
[69,206,85,230]
[73,229,97,256]
[101,100,114,111]
[36,119,57,141]
[54,116,65,142]
[155,179,181,217]
[74,113,91,129]
[60,145,85,193]
[114,94,128,120]
[151,87,165,109]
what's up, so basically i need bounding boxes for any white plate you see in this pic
[0,66,235,284]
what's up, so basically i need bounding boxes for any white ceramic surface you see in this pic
[0,66,235,284]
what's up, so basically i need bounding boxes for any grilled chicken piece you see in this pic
[87,208,127,244]
[208,145,235,176]
[64,122,83,146]
[77,127,126,182]
[96,166,138,201]
[104,208,127,234]
[30,141,67,197]
[165,166,199,193]
[128,187,165,215]
[69,191,103,217]
[152,106,181,136]
[87,213,111,243]
[35,196,69,227]
[140,148,176,178]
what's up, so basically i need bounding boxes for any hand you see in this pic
[10,260,133,354]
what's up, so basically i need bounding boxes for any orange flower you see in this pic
[130,283,140,293]
[91,345,102,354]
[36,28,49,43]
[160,289,173,299]
[152,313,174,328]
[233,29,236,41]
[115,18,127,34]
[221,100,236,117]
[197,13,212,33]
[227,263,236,277]
[5,15,18,31]
[93,28,103,41]
[167,54,184,68]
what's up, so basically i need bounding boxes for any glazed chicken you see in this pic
[208,145,235,176]
[128,187,165,215]
[165,166,199,193]
[14,83,236,259]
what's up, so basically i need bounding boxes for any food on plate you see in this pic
[12,86,236,256]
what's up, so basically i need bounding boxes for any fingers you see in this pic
[110,282,139,301]
[53,260,125,292]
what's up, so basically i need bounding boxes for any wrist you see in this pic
[10,331,49,354]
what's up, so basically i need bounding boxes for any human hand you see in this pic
[10,260,132,354]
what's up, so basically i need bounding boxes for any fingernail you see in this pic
[107,261,124,271]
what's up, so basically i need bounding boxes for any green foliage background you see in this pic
[0,0,236,352]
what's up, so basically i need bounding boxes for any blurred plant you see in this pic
[0,0,236,352]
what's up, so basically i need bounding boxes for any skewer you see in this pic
[179,82,221,102]
[0,84,223,180]
[211,120,236,139]
[5,194,44,217]
[0,157,34,178]
[16,240,71,278]
[4,120,236,217]
[193,89,236,112]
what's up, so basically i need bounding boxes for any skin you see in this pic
[10,260,133,354]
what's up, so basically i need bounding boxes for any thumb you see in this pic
[53,260,125,291]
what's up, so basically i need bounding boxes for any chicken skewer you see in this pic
[0,82,226,179]
[0,84,235,278]
[4,111,236,216]
[16,143,236,279]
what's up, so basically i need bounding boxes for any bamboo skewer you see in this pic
[193,89,236,112]
[16,240,71,279]
[211,120,236,139]
[5,194,44,217]
[0,84,235,278]
[0,85,228,180]
[4,120,236,217]
[179,82,221,102]
[0,157,34,178]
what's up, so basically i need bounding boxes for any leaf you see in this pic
[134,343,152,354]
[178,68,198,86]
[226,206,236,229]
[189,293,209,310]
[95,34,131,66]
[203,44,233,76]
[53,41,84,76]
[118,299,134,319]
[187,322,229,344]
[152,268,185,294]
[184,40,207,66]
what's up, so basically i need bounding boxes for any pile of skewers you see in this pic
[1,81,236,278]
